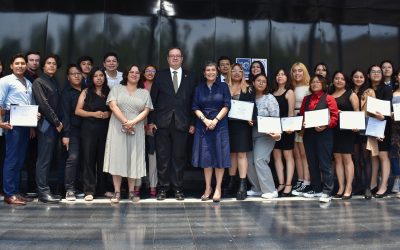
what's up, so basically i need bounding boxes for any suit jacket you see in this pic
[149,68,197,131]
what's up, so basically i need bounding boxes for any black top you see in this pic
[274,89,289,117]
[335,89,353,112]
[83,89,110,121]
[61,83,82,137]
[32,73,62,128]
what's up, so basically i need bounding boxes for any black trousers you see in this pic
[36,130,60,195]
[24,136,37,193]
[303,128,334,195]
[81,122,108,196]
[155,119,188,191]
[64,131,80,192]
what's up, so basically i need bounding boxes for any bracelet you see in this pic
[215,117,220,121]
[200,115,205,121]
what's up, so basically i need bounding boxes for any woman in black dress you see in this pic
[368,65,392,198]
[272,68,296,196]
[329,71,359,199]
[226,63,256,200]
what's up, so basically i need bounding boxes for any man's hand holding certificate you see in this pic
[228,100,254,121]
[10,105,39,127]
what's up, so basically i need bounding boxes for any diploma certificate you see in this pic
[393,103,400,121]
[339,111,365,130]
[365,117,386,138]
[10,105,38,127]
[304,108,329,128]
[228,100,254,121]
[257,116,282,133]
[281,116,303,132]
[366,96,391,116]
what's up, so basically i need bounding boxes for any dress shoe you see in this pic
[16,194,34,202]
[212,189,221,202]
[175,190,185,201]
[157,190,167,201]
[281,185,293,197]
[374,192,388,198]
[342,193,352,200]
[370,186,378,195]
[364,188,372,200]
[333,192,344,199]
[4,195,26,205]
[38,193,61,203]
[201,188,213,201]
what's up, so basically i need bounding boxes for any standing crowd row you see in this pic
[0,47,398,205]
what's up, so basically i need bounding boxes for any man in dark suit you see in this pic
[148,47,197,200]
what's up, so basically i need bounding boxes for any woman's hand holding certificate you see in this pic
[228,100,254,121]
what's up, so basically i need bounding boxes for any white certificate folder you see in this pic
[228,100,254,121]
[366,96,391,116]
[257,116,282,133]
[304,108,329,128]
[10,105,38,127]
[339,111,365,130]
[365,117,386,138]
[281,116,303,131]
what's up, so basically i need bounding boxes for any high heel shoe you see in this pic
[371,186,378,195]
[364,188,372,200]
[342,193,352,200]
[223,175,238,196]
[333,192,344,199]
[236,178,247,200]
[277,183,285,194]
[212,189,221,203]
[281,185,292,197]
[201,189,213,201]
[374,189,388,198]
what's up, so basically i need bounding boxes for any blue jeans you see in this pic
[3,127,29,197]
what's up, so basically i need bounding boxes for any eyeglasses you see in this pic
[145,70,156,73]
[69,72,82,76]
[371,70,382,74]
[231,70,243,73]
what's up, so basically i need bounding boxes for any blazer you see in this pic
[149,68,197,131]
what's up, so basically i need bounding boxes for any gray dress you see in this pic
[103,85,153,178]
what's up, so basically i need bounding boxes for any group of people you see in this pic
[0,47,399,205]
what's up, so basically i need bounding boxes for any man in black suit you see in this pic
[149,47,197,200]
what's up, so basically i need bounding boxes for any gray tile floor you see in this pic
[1,197,400,249]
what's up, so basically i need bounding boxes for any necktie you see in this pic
[173,71,178,93]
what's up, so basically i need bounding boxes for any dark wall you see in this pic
[0,0,400,80]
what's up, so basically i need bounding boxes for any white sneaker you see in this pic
[84,194,94,201]
[303,190,322,198]
[261,191,278,199]
[392,178,400,193]
[319,193,332,203]
[247,190,262,196]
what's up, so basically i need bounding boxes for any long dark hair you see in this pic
[252,73,268,94]
[248,61,266,84]
[349,68,370,100]
[86,67,110,101]
[121,64,144,88]
[309,74,329,93]
[328,71,350,94]
[272,67,292,92]
[367,64,384,88]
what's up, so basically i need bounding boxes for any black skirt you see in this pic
[228,120,253,152]
[275,132,295,150]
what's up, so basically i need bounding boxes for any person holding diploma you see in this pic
[368,65,392,198]
[290,62,312,196]
[329,71,359,199]
[192,62,231,202]
[272,68,296,196]
[247,73,281,199]
[299,75,338,203]
[226,63,256,200]
[75,67,111,201]
[0,54,34,205]
[350,69,375,199]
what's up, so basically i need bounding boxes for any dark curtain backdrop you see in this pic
[0,0,400,80]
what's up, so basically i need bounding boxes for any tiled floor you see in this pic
[1,196,400,249]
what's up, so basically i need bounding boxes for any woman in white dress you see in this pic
[103,64,153,203]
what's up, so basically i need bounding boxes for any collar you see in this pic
[312,90,325,98]
[170,67,182,74]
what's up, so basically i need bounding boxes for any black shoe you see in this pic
[342,193,352,200]
[333,192,344,199]
[175,190,185,201]
[364,188,372,200]
[371,186,378,195]
[223,175,237,196]
[157,190,167,201]
[374,189,388,198]
[25,192,38,198]
[236,178,247,200]
[38,193,61,203]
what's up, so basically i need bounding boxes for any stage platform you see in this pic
[1,195,400,249]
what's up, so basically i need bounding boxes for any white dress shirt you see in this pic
[170,67,182,88]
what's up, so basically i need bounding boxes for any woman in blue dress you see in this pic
[192,61,231,202]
